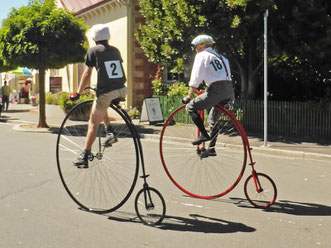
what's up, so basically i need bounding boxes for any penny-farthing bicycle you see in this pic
[160,94,277,208]
[56,90,166,225]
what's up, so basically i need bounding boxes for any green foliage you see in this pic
[136,0,205,72]
[45,91,62,105]
[0,59,15,72]
[137,0,275,99]
[268,0,331,100]
[58,91,95,113]
[152,78,169,95]
[0,0,88,69]
[167,82,189,97]
[46,92,55,105]
[127,107,141,119]
[137,0,331,101]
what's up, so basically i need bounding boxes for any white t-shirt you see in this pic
[189,47,231,88]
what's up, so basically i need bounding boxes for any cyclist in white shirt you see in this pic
[182,35,235,153]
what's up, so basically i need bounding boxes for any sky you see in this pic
[0,0,30,24]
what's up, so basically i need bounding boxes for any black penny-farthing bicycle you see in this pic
[56,88,166,225]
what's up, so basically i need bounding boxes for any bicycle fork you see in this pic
[247,146,263,193]
[141,182,155,210]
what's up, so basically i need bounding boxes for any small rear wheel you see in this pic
[134,187,166,226]
[244,172,277,208]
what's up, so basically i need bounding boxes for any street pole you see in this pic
[264,9,269,147]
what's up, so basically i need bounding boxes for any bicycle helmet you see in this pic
[90,24,110,41]
[191,35,215,48]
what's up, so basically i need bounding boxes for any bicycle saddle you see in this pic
[111,97,126,105]
[218,98,232,105]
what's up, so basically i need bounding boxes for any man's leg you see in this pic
[84,107,106,151]
[102,111,118,147]
[73,106,105,168]
[4,97,9,110]
[186,92,213,145]
[206,107,222,156]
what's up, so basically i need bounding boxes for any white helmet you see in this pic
[191,35,215,47]
[90,24,110,41]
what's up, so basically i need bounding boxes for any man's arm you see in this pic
[77,66,93,95]
[188,86,196,99]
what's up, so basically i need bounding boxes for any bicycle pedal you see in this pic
[199,152,209,159]
[103,143,113,148]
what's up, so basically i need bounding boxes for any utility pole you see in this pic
[263,9,269,147]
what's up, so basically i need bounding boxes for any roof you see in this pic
[60,0,114,15]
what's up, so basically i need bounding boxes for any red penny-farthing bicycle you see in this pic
[160,91,277,208]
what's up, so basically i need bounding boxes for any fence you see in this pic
[156,96,331,139]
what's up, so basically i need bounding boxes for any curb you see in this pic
[12,124,53,133]
[8,123,331,162]
[250,146,331,162]
[140,133,331,162]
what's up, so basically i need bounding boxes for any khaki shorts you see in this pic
[93,87,128,111]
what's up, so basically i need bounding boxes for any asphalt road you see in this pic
[1,121,330,248]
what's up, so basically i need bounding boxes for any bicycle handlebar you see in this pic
[84,86,97,92]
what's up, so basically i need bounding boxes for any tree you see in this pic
[0,59,15,73]
[0,0,87,127]
[267,0,331,101]
[137,0,274,99]
[137,0,331,100]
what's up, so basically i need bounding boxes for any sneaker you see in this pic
[207,148,217,156]
[73,150,90,168]
[103,132,118,147]
[192,134,211,145]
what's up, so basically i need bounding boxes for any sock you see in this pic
[189,111,209,137]
[106,125,113,133]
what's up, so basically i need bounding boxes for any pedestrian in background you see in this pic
[1,81,12,110]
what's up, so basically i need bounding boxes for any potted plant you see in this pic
[59,92,95,121]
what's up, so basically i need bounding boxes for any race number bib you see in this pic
[104,60,123,79]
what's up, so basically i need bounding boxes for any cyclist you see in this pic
[70,24,128,168]
[182,35,235,155]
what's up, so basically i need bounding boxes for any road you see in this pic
[0,121,330,248]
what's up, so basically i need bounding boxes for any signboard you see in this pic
[50,77,62,93]
[140,97,163,124]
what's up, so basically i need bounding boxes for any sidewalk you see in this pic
[1,103,331,162]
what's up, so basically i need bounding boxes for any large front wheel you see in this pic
[56,100,139,213]
[160,105,247,199]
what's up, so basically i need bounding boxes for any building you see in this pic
[46,0,157,108]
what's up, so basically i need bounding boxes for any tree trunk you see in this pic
[246,76,258,99]
[37,68,49,128]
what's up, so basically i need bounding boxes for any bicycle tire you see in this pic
[56,100,139,213]
[160,105,247,199]
[244,172,277,208]
[134,187,166,226]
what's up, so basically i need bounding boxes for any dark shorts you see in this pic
[186,80,234,113]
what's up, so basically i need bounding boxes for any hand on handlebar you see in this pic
[182,95,192,104]
[69,93,80,101]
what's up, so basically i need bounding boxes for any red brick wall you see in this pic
[132,0,157,107]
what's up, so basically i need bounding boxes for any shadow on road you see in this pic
[104,211,255,234]
[231,197,331,216]
[265,200,331,216]
[0,115,19,123]
[158,214,256,234]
